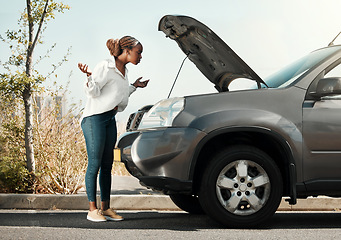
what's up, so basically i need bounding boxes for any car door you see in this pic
[302,62,341,184]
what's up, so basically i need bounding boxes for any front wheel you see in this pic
[199,145,283,228]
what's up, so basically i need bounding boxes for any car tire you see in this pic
[199,145,283,228]
[169,194,205,214]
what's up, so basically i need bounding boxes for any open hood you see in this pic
[158,15,267,92]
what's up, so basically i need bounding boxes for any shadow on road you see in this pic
[1,211,341,230]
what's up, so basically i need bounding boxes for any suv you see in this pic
[118,15,341,227]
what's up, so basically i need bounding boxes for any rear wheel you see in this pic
[199,145,283,228]
[169,193,205,214]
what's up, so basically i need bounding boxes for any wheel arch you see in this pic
[190,127,296,201]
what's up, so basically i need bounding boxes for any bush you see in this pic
[0,88,88,194]
[0,86,130,194]
[33,89,88,194]
[0,157,34,193]
[0,99,34,193]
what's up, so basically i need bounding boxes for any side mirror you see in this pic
[310,77,341,98]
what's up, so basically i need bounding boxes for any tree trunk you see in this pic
[24,0,35,173]
[23,0,49,174]
[23,85,35,173]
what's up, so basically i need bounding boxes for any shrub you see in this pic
[33,89,88,194]
[0,98,34,193]
[0,157,34,193]
[0,85,130,194]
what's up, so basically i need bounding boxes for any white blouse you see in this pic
[81,58,136,119]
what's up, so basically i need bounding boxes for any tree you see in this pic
[0,0,70,173]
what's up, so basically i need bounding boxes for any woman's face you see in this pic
[128,43,143,65]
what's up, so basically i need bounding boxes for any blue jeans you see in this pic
[81,109,117,202]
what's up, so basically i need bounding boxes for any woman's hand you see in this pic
[78,63,92,77]
[133,77,149,88]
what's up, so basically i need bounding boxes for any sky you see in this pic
[1,0,341,126]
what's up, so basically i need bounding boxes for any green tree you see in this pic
[0,0,70,174]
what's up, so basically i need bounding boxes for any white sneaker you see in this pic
[102,208,124,221]
[87,209,107,222]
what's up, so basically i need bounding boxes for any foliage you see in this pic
[0,0,71,174]
[0,157,34,193]
[0,84,88,194]
[0,97,34,193]
[0,0,71,100]
[0,84,130,193]
[0,1,129,193]
[33,90,88,194]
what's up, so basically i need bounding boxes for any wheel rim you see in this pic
[216,159,271,216]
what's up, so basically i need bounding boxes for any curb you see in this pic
[0,194,178,211]
[278,197,341,211]
[1,194,341,211]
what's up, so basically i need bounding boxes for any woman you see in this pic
[78,36,149,222]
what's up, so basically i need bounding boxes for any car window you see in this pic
[277,70,309,88]
[264,46,341,89]
[228,46,341,92]
[325,62,341,78]
[322,62,341,100]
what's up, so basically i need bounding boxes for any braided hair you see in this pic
[106,36,140,57]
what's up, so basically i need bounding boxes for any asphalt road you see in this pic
[1,210,341,239]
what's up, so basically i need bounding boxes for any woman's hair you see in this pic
[106,36,140,57]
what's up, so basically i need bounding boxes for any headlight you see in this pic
[138,97,184,129]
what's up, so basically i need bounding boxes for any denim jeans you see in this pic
[81,109,117,202]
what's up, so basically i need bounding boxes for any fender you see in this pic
[189,126,297,204]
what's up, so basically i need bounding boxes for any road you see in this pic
[1,210,341,239]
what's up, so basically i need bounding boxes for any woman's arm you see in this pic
[78,61,110,98]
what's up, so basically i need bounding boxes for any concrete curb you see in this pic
[1,194,341,211]
[0,194,178,211]
[278,197,341,211]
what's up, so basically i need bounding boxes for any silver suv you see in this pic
[118,15,341,227]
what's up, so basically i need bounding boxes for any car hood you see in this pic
[158,15,267,92]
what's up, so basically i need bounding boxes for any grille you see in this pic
[125,105,153,132]
[126,113,136,131]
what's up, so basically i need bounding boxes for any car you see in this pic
[118,15,341,228]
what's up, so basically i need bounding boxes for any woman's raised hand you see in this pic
[78,63,92,77]
[133,77,149,88]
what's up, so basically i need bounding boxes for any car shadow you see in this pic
[0,211,341,230]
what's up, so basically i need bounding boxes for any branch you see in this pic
[27,0,49,52]
[46,47,72,78]
[26,0,33,46]
[33,43,56,67]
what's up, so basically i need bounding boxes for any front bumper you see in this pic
[117,127,206,193]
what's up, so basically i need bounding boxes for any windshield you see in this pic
[263,46,341,88]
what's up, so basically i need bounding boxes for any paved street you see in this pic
[2,175,341,239]
[1,210,341,239]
